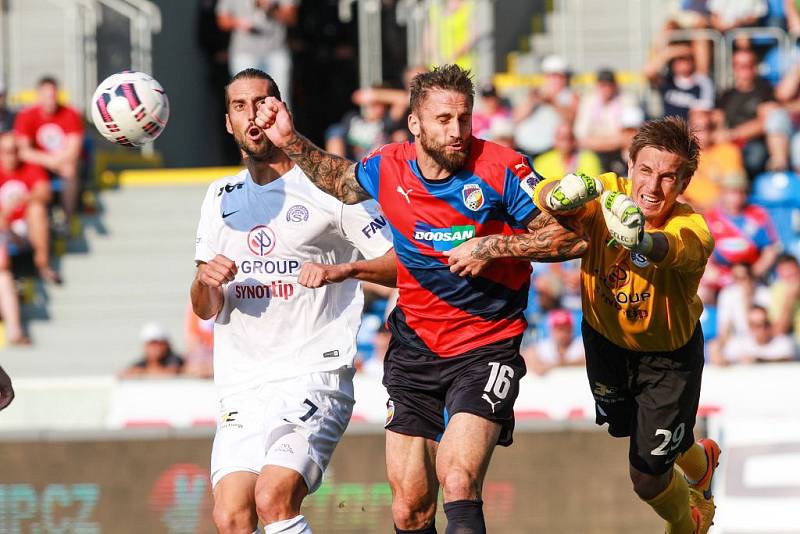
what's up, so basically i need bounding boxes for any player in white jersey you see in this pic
[191,69,395,534]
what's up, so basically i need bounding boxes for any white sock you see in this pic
[264,515,311,534]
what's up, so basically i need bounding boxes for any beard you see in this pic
[418,127,470,174]
[234,127,275,162]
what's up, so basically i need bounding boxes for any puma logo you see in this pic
[397,186,413,204]
[482,393,501,414]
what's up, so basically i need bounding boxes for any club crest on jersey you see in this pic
[247,225,276,257]
[630,251,650,268]
[462,184,484,211]
[286,205,309,223]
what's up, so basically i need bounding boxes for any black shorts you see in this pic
[582,320,704,475]
[382,334,526,447]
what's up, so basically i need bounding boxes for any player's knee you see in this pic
[629,467,670,500]
[255,484,302,525]
[440,469,480,501]
[213,501,256,534]
[391,492,436,529]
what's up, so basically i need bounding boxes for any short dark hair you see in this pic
[629,116,700,182]
[37,76,58,89]
[224,68,281,110]
[409,64,474,113]
[776,252,799,267]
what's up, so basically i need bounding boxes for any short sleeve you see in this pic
[339,200,393,260]
[13,109,34,141]
[195,184,218,263]
[502,155,542,226]
[62,108,84,136]
[354,146,385,200]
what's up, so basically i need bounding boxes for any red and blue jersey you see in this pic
[704,204,778,268]
[356,138,543,357]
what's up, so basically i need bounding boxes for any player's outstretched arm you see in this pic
[444,211,589,276]
[191,255,236,319]
[298,249,397,289]
[255,97,370,205]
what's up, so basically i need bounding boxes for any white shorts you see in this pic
[210,367,355,493]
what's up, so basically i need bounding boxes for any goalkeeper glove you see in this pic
[545,172,604,212]
[600,191,653,254]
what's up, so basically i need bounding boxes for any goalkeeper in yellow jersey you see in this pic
[533,117,719,534]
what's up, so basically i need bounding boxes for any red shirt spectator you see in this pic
[14,103,83,155]
[13,76,84,229]
[0,162,48,223]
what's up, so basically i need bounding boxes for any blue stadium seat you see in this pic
[700,304,717,342]
[750,171,800,258]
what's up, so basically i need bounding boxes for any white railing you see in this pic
[0,0,160,112]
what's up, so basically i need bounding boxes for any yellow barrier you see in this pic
[118,166,243,187]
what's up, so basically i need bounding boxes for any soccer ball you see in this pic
[90,71,169,147]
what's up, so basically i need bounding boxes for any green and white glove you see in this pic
[600,191,653,254]
[545,172,604,211]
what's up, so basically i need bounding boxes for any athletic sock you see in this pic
[264,515,312,534]
[676,442,709,486]
[394,522,437,534]
[443,499,486,534]
[645,470,696,534]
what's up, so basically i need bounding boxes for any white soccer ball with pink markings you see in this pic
[90,71,169,147]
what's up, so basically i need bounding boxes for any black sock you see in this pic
[443,499,485,534]
[394,521,437,534]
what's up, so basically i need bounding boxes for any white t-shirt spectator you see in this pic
[723,334,797,363]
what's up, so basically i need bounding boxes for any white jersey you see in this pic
[195,167,393,396]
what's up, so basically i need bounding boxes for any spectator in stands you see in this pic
[643,41,714,121]
[0,132,59,285]
[485,117,516,149]
[715,262,771,341]
[0,365,13,410]
[714,48,777,178]
[120,322,185,378]
[714,304,796,364]
[574,68,638,170]
[768,253,800,342]
[654,2,712,75]
[215,0,298,104]
[683,107,747,212]
[472,83,511,140]
[522,308,585,376]
[513,55,577,157]
[772,61,800,174]
[351,65,427,143]
[704,171,781,283]
[0,246,27,345]
[533,122,602,180]
[14,76,83,235]
[0,82,15,133]
[325,91,392,161]
[607,106,645,177]
[708,0,768,32]
[184,304,214,379]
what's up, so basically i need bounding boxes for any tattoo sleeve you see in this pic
[282,133,371,204]
[470,210,588,262]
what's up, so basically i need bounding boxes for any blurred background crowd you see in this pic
[2,0,800,379]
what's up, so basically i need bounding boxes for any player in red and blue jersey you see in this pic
[256,64,587,534]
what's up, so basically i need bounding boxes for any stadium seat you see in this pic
[750,171,800,258]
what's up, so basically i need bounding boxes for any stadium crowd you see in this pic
[3,0,800,374]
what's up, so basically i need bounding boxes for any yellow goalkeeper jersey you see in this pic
[536,172,714,352]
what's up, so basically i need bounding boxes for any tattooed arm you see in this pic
[443,211,588,277]
[255,96,371,204]
[282,133,371,204]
